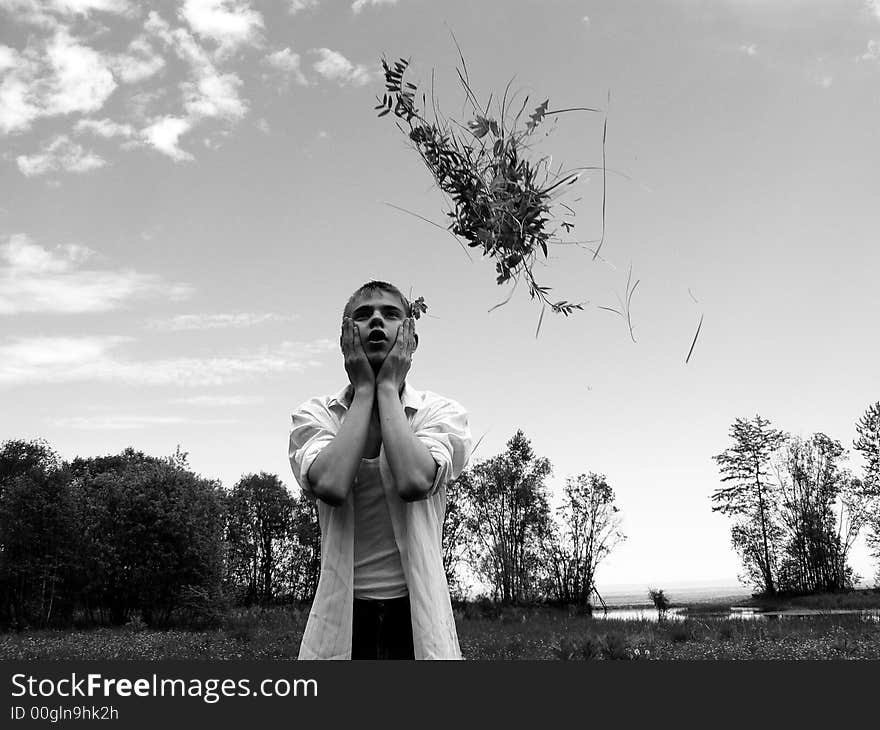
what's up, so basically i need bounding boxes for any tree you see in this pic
[773,434,858,593]
[225,473,295,604]
[854,402,880,583]
[441,474,470,599]
[459,430,553,604]
[543,473,625,607]
[648,588,671,619]
[286,493,321,602]
[712,416,786,596]
[69,448,226,626]
[0,440,76,629]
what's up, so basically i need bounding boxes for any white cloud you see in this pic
[869,0,880,20]
[311,48,374,87]
[179,0,263,56]
[0,28,117,133]
[255,117,269,133]
[43,29,118,115]
[739,43,758,56]
[51,414,238,430]
[51,0,133,15]
[145,11,248,125]
[151,312,298,331]
[289,0,319,13]
[582,15,590,25]
[351,0,397,14]
[16,134,106,175]
[264,47,310,85]
[182,67,245,119]
[75,117,135,138]
[110,35,165,83]
[0,45,18,72]
[0,335,336,386]
[0,0,133,27]
[862,40,880,62]
[0,234,192,314]
[141,115,193,161]
[170,394,264,406]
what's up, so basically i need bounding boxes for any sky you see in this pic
[1,0,879,590]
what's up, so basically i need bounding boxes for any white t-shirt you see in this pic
[353,457,408,599]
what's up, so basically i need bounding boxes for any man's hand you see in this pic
[376,317,415,392]
[341,317,375,392]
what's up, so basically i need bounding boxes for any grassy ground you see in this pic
[2,592,880,660]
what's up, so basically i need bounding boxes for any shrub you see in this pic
[600,631,632,660]
[648,588,671,617]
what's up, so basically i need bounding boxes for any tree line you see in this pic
[711,401,880,595]
[0,430,624,630]
[0,442,320,630]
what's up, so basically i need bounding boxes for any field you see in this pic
[2,591,880,660]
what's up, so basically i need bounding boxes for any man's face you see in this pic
[345,289,414,368]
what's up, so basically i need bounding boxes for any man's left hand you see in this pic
[377,317,416,391]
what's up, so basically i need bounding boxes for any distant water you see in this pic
[597,581,752,607]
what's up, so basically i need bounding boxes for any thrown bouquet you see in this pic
[376,51,607,332]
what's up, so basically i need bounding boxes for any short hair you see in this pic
[342,280,412,322]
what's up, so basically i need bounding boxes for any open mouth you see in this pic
[367,330,387,344]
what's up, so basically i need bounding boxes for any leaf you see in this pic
[467,116,490,139]
[685,313,704,365]
[526,99,550,133]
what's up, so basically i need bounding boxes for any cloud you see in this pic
[582,15,590,25]
[0,28,117,133]
[0,0,134,27]
[289,0,319,13]
[51,414,238,430]
[739,43,758,56]
[264,47,310,85]
[170,394,264,406]
[141,115,193,161]
[75,117,135,138]
[351,0,397,14]
[869,0,880,20]
[0,234,192,314]
[151,312,298,331]
[862,40,880,61]
[311,48,374,87]
[0,335,336,386]
[16,134,105,175]
[110,35,166,83]
[142,10,247,160]
[179,0,264,56]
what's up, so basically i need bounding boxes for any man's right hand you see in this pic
[341,317,375,392]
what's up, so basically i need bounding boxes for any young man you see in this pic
[289,281,472,660]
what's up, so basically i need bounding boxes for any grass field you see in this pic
[2,592,880,660]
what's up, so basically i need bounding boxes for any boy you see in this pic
[289,281,472,659]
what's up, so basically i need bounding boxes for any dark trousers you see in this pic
[351,595,415,660]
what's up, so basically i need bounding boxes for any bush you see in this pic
[600,631,632,660]
[648,588,671,616]
[174,585,227,630]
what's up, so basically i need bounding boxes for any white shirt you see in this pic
[288,381,472,660]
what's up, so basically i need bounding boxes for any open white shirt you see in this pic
[288,382,472,660]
